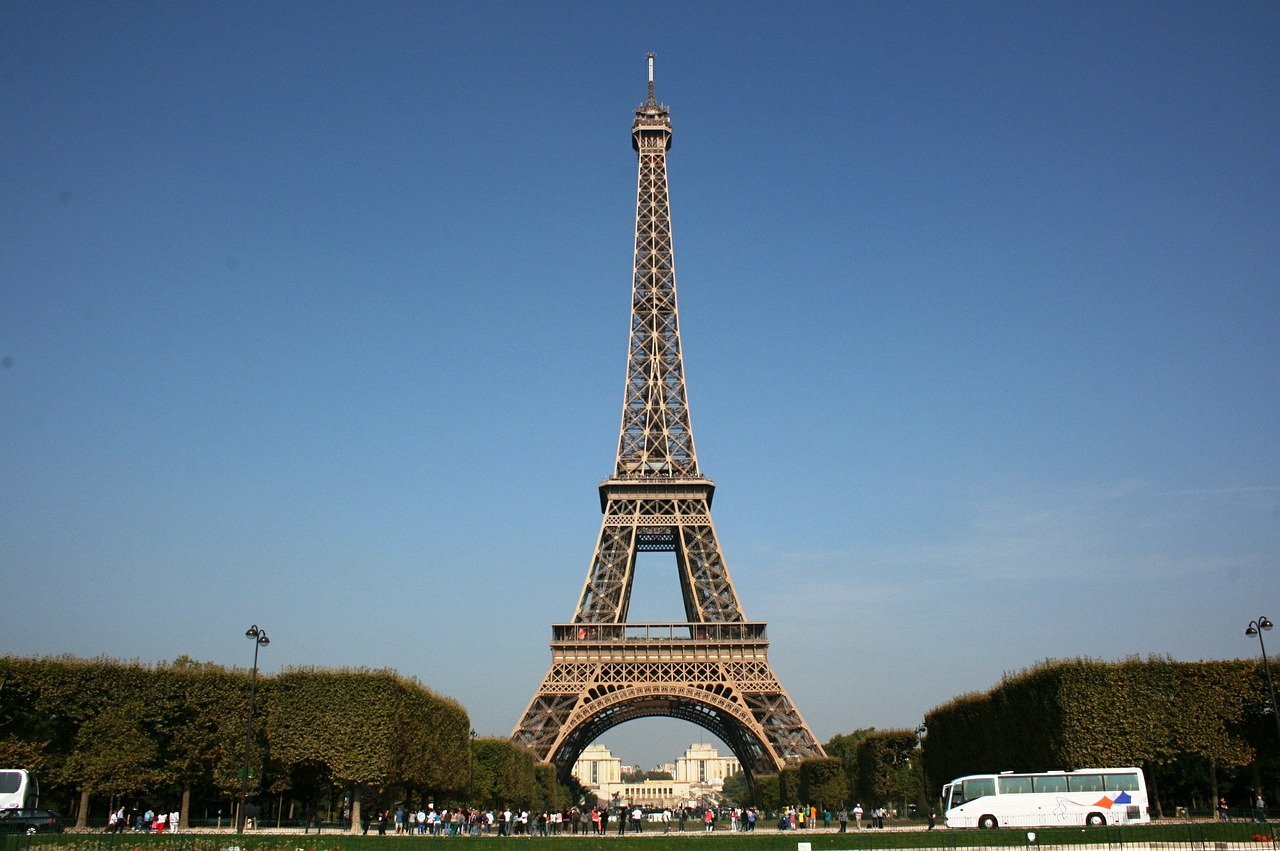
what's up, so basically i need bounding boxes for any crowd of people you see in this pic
[362,804,784,836]
[104,806,179,833]
[359,802,917,836]
[371,804,733,836]
[97,799,933,835]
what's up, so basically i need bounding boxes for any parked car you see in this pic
[0,809,64,834]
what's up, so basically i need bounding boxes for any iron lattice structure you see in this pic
[512,57,824,785]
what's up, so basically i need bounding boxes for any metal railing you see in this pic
[551,622,768,643]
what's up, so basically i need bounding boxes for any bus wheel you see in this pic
[1086,813,1106,827]
[978,815,998,830]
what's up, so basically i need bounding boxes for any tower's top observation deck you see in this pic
[633,53,672,152]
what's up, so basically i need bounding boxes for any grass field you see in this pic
[2,820,1276,851]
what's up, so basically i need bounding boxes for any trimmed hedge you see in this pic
[921,657,1270,809]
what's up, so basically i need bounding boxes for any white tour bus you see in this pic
[942,767,1150,829]
[0,770,39,810]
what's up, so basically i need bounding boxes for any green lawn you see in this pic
[3,822,1276,851]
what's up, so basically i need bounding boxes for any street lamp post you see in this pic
[913,725,929,817]
[237,625,270,834]
[1245,616,1280,745]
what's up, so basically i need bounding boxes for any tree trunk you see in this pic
[75,789,91,830]
[181,786,191,833]
[1210,760,1219,821]
[1149,766,1164,819]
[350,783,363,834]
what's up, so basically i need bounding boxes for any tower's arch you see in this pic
[548,684,773,784]
[513,623,822,787]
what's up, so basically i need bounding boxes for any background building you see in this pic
[572,743,622,788]
[673,742,741,786]
[572,742,741,809]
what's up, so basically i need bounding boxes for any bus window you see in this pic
[1033,775,1068,793]
[964,778,996,800]
[999,776,1034,794]
[1068,774,1104,793]
[1107,772,1140,792]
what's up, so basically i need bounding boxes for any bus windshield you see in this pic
[0,770,38,810]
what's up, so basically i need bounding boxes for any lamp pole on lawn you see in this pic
[237,625,270,834]
[1246,617,1280,742]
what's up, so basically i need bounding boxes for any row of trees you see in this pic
[922,657,1279,815]
[0,655,578,832]
[6,654,1276,828]
[735,658,1278,820]
[736,736,917,815]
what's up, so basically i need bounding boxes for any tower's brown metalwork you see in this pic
[512,56,824,784]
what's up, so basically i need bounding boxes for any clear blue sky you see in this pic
[3,1,1277,772]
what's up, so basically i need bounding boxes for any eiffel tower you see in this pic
[511,56,825,785]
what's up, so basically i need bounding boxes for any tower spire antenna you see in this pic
[647,52,656,104]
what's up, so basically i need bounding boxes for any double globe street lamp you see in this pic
[237,625,270,834]
[1245,616,1280,745]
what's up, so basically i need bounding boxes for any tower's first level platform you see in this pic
[550,622,769,662]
